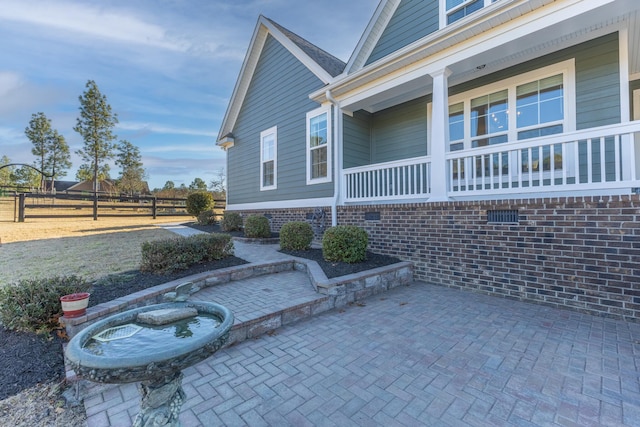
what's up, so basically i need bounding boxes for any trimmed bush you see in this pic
[197,209,217,225]
[140,233,233,274]
[186,192,214,218]
[221,211,243,232]
[0,275,90,333]
[280,221,313,251]
[244,215,271,238]
[322,225,368,263]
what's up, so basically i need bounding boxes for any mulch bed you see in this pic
[89,256,248,306]
[1,222,400,401]
[184,222,401,278]
[0,329,67,401]
[279,248,401,278]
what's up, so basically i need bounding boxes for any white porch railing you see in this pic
[342,156,431,202]
[341,122,640,203]
[446,122,640,196]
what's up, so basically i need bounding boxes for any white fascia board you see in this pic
[226,197,335,211]
[310,0,612,105]
[217,18,268,143]
[345,0,401,74]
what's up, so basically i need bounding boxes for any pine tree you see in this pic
[74,80,118,194]
[115,140,147,195]
[25,112,53,191]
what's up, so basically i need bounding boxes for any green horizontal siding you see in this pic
[344,111,372,168]
[450,32,621,129]
[228,35,333,205]
[366,0,439,65]
[371,96,429,162]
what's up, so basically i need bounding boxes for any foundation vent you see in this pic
[365,212,381,221]
[487,210,519,224]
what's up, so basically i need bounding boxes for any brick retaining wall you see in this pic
[335,195,640,321]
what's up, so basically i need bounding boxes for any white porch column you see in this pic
[429,67,452,201]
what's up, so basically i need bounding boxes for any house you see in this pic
[43,180,77,193]
[67,179,119,195]
[218,0,640,320]
[64,179,151,196]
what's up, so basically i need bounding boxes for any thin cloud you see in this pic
[0,0,189,52]
[144,144,222,154]
[118,121,216,138]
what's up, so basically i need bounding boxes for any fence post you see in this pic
[93,192,98,221]
[152,197,157,219]
[18,193,25,222]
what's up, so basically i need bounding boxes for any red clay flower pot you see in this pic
[60,292,90,318]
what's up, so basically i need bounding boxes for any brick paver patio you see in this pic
[83,280,640,426]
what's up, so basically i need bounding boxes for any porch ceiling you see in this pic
[340,0,640,115]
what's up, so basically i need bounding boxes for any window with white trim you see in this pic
[260,126,277,190]
[447,60,575,152]
[306,107,332,184]
[447,60,575,178]
[440,0,499,27]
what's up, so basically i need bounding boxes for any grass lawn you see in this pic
[0,213,191,286]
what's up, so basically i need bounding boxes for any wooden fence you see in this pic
[12,193,225,222]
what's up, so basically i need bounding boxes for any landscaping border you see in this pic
[60,257,413,340]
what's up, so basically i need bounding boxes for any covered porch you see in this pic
[342,121,640,202]
[314,0,640,204]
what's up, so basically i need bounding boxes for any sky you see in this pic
[0,0,378,190]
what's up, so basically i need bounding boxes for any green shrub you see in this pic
[186,192,214,218]
[244,215,271,238]
[280,221,314,251]
[221,211,243,232]
[0,275,90,333]
[140,233,233,274]
[322,225,368,263]
[197,209,217,225]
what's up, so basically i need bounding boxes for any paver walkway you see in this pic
[81,224,640,426]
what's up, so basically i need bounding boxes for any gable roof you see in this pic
[265,18,346,78]
[217,16,346,144]
[44,180,78,192]
[345,0,401,74]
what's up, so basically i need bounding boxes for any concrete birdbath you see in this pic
[65,301,234,427]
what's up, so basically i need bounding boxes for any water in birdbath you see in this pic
[82,314,222,358]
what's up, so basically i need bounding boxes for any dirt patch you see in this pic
[0,382,86,427]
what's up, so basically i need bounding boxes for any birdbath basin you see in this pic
[65,301,234,427]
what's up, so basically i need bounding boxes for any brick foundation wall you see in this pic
[336,196,640,321]
[232,196,640,320]
[231,206,332,240]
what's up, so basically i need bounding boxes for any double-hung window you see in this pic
[306,107,332,184]
[260,126,277,190]
[441,0,500,27]
[446,60,575,177]
[447,60,574,152]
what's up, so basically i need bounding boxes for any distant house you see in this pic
[64,179,150,196]
[218,1,640,320]
[43,180,77,193]
[67,179,118,195]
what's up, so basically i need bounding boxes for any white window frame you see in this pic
[447,59,576,151]
[260,126,277,191]
[306,106,332,185]
[439,0,497,29]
